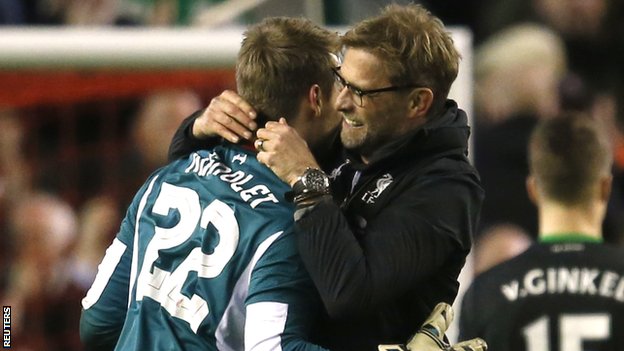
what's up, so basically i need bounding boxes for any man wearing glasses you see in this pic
[330,66,423,108]
[169,4,484,350]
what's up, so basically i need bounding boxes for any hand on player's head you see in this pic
[193,90,257,143]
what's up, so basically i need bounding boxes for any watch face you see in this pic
[302,169,330,193]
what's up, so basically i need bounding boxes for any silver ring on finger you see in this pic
[256,139,265,152]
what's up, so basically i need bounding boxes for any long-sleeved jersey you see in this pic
[80,145,327,351]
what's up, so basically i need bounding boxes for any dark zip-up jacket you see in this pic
[296,100,483,350]
[168,100,483,350]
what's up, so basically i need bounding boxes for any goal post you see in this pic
[0,26,472,114]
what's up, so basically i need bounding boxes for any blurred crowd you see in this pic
[1,0,624,350]
[0,89,201,350]
[0,0,223,26]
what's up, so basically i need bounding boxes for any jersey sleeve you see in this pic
[245,229,328,351]
[79,178,150,350]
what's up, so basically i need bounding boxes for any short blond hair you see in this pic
[236,17,339,122]
[341,4,460,113]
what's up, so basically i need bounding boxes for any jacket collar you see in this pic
[312,126,343,172]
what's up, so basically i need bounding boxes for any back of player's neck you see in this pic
[538,203,602,241]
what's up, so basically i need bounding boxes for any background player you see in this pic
[459,113,624,350]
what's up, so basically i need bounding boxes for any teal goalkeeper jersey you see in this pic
[80,145,327,351]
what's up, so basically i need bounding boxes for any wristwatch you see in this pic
[292,167,331,199]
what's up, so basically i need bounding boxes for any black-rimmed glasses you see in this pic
[332,67,420,107]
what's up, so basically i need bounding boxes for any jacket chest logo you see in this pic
[329,161,350,180]
[361,173,393,204]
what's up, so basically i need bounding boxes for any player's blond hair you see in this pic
[236,17,339,122]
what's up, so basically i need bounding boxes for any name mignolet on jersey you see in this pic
[185,151,279,209]
[501,266,624,303]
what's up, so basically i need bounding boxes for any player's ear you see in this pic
[308,84,322,117]
[526,175,539,205]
